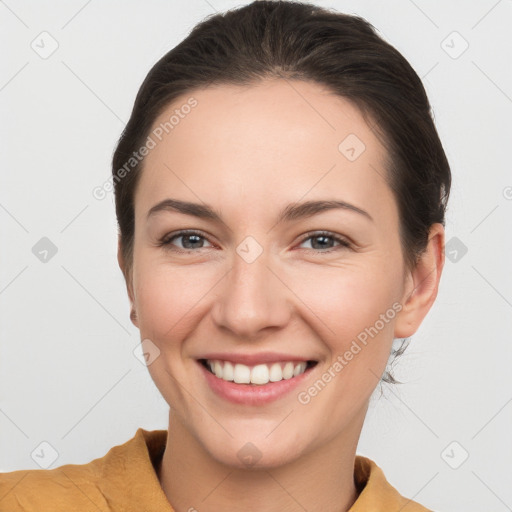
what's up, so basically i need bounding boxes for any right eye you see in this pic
[159,230,214,252]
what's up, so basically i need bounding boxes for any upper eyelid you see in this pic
[162,229,214,244]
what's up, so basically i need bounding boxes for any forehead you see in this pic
[134,79,396,227]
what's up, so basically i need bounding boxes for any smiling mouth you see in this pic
[199,358,318,386]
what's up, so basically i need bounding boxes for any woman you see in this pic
[0,1,450,510]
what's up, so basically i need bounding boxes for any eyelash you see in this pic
[158,229,352,254]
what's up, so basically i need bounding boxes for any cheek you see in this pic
[291,267,399,420]
[133,261,216,342]
[290,260,399,340]
[291,262,400,392]
[133,241,403,348]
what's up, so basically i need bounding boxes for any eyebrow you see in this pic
[146,198,373,224]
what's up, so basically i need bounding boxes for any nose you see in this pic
[211,247,292,339]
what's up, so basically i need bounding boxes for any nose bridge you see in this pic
[212,240,290,337]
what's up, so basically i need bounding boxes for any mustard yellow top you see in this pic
[0,428,432,511]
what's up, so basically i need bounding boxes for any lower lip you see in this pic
[197,360,316,405]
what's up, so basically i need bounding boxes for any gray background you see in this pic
[1,1,511,511]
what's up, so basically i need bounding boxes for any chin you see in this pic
[203,431,305,470]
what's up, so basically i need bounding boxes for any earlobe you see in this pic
[130,307,139,328]
[394,223,445,339]
[117,237,125,276]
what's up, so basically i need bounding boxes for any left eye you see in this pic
[159,230,351,253]
[298,231,351,252]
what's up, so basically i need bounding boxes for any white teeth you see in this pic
[214,361,223,378]
[223,361,234,381]
[293,363,304,377]
[204,359,309,385]
[250,364,269,385]
[269,363,282,382]
[283,362,295,379]
[233,363,251,384]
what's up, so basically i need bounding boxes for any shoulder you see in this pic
[0,428,168,512]
[0,460,106,511]
[352,455,434,511]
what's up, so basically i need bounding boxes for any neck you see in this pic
[157,410,366,512]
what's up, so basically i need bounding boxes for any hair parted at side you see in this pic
[112,0,451,384]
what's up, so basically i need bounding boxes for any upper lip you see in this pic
[197,352,316,366]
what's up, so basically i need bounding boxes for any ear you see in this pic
[117,236,138,328]
[394,223,445,338]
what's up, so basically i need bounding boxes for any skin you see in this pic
[117,78,445,512]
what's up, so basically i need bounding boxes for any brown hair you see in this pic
[112,0,451,383]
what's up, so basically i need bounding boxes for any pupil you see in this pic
[312,235,331,250]
[183,234,202,249]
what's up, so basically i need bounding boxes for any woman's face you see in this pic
[123,79,436,468]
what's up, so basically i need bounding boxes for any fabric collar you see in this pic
[94,427,430,511]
